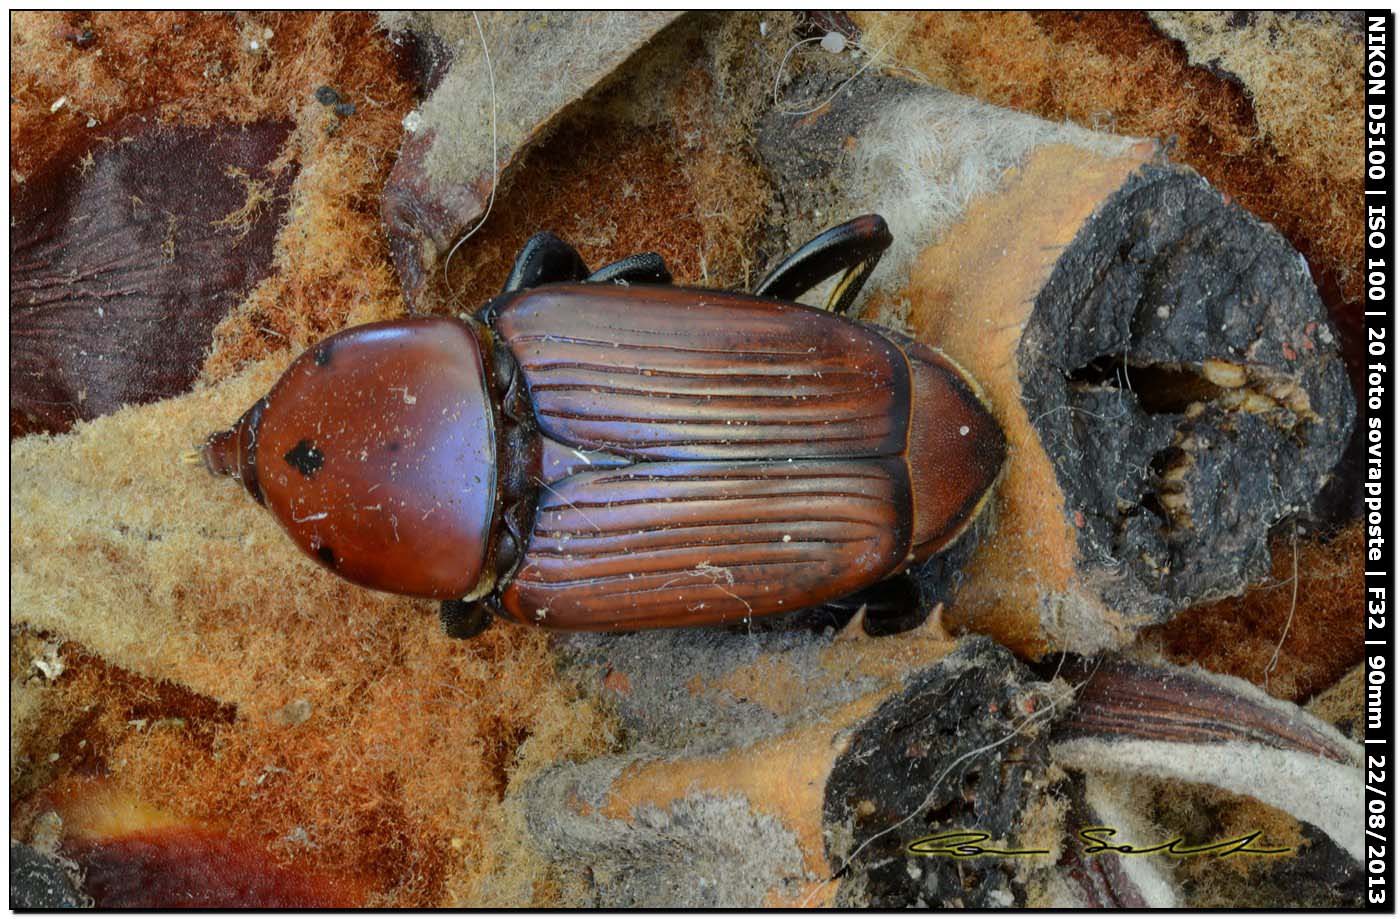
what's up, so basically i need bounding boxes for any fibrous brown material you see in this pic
[10,11,420,390]
[393,12,779,313]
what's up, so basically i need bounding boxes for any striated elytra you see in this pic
[203,216,1006,637]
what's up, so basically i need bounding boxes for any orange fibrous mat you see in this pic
[1147,521,1365,704]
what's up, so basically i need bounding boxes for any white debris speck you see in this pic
[820,31,846,54]
[272,698,313,726]
[959,425,970,436]
[782,534,792,543]
[31,642,65,681]
[403,110,422,133]
[50,96,68,113]
[282,826,317,850]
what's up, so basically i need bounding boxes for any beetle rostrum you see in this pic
[202,216,1006,636]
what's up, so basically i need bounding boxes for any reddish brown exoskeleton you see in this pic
[203,216,1006,638]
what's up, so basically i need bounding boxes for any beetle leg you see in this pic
[439,598,495,639]
[753,214,892,315]
[586,251,672,286]
[501,232,591,293]
[820,572,930,637]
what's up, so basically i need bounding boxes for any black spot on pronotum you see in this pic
[284,439,324,478]
[313,344,332,366]
[316,545,337,567]
[388,441,402,453]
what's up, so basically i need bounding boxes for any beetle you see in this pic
[202,215,1006,638]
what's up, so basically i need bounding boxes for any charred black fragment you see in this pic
[823,638,1053,907]
[316,545,336,568]
[1019,165,1355,624]
[10,842,84,909]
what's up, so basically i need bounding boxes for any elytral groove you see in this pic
[510,332,821,358]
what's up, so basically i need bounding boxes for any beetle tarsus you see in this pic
[440,598,494,639]
[501,232,590,293]
[586,252,672,286]
[754,214,892,315]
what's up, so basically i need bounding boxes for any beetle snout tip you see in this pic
[201,427,241,478]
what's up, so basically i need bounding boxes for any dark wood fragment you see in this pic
[1050,656,1356,764]
[10,115,295,437]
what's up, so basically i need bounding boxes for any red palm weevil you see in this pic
[202,216,1006,637]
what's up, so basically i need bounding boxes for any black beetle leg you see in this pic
[586,252,673,286]
[439,598,495,639]
[753,214,892,315]
[501,231,591,293]
[821,571,930,637]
